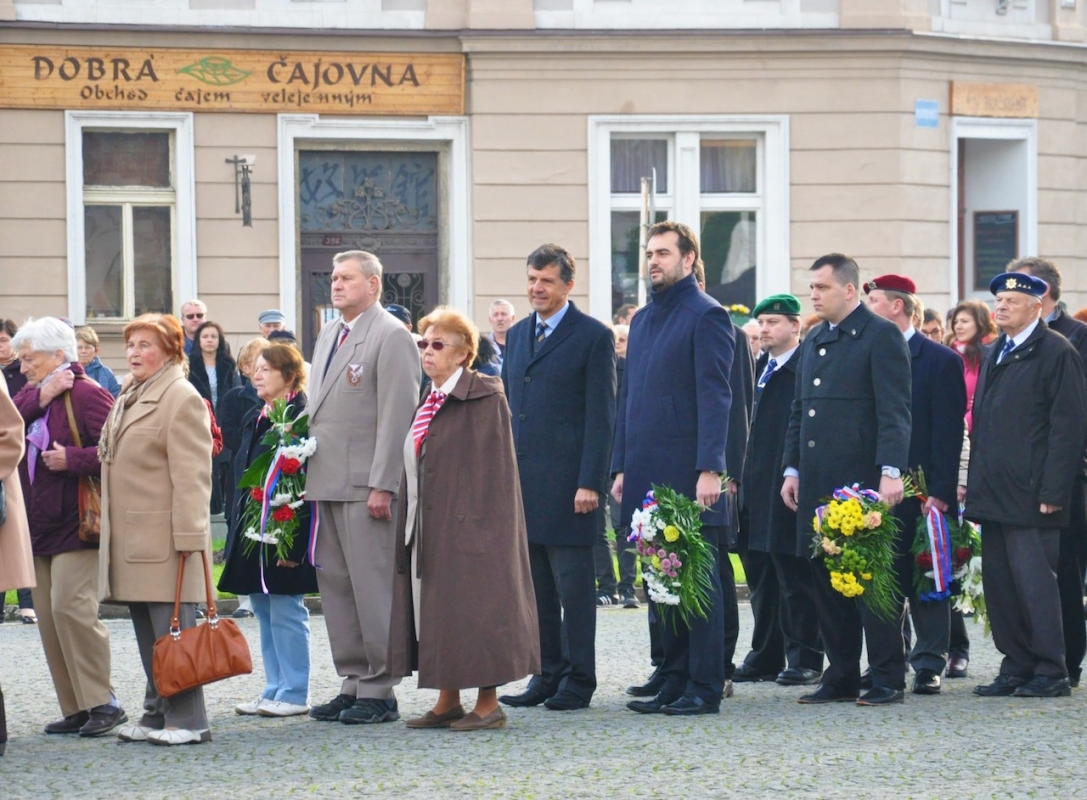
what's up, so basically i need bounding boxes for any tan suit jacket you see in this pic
[0,372,33,592]
[99,364,213,604]
[306,304,420,501]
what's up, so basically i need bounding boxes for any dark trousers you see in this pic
[656,525,727,704]
[1059,483,1087,682]
[810,559,906,691]
[893,507,950,674]
[983,523,1066,679]
[527,543,597,701]
[594,495,637,597]
[738,546,786,673]
[949,608,970,660]
[771,552,825,671]
[15,587,32,610]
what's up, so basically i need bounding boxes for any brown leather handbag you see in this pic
[152,551,253,698]
[63,391,102,544]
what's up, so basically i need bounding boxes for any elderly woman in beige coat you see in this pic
[0,371,33,756]
[97,313,213,746]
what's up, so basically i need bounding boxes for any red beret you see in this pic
[863,274,917,295]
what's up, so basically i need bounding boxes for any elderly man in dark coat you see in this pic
[781,254,912,707]
[1009,257,1087,688]
[498,244,616,712]
[967,271,1087,699]
[865,274,967,696]
[741,294,824,687]
[613,221,735,716]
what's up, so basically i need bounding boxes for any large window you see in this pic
[589,117,789,321]
[65,112,196,324]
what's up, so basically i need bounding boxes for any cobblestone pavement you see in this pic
[2,605,1086,799]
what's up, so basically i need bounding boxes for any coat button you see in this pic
[524,376,531,383]
[819,348,826,356]
[813,378,821,386]
[807,440,815,448]
[517,452,524,459]
[808,409,815,417]
[519,413,526,421]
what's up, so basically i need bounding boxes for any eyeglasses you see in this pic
[184,313,205,320]
[417,339,449,352]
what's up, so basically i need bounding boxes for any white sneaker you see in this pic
[257,700,310,717]
[146,727,211,746]
[116,723,157,742]
[235,697,267,715]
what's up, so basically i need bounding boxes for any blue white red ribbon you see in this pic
[919,507,954,602]
[308,502,321,569]
[832,483,882,504]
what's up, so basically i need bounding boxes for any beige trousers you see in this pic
[32,549,113,717]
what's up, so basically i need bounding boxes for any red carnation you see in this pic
[272,505,296,523]
[954,547,973,567]
[280,458,302,475]
[250,488,263,502]
[916,552,933,570]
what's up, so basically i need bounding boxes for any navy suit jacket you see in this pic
[503,301,616,547]
[612,273,735,527]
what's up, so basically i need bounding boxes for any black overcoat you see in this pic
[217,393,318,596]
[744,348,800,556]
[725,320,755,546]
[1048,309,1087,482]
[782,302,912,551]
[966,321,1087,529]
[502,301,616,547]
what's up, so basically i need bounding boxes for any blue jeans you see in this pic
[248,593,311,705]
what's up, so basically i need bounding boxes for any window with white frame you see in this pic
[65,112,196,324]
[589,116,789,321]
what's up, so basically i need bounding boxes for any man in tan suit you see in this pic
[306,250,420,725]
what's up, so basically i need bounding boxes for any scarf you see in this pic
[25,363,74,483]
[98,364,171,465]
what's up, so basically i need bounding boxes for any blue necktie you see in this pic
[998,337,1015,364]
[757,358,777,390]
[534,320,546,353]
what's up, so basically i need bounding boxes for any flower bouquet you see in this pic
[237,397,317,565]
[811,484,902,621]
[627,481,722,627]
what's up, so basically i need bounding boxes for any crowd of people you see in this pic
[1,227,1086,754]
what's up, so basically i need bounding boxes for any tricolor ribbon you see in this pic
[919,506,954,602]
[832,483,882,504]
[307,502,321,570]
[256,446,288,594]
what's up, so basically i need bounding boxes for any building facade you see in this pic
[1,0,1084,361]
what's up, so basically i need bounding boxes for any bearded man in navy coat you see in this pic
[498,244,616,711]
[612,221,735,716]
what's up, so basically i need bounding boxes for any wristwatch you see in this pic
[881,466,901,479]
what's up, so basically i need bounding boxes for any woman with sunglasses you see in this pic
[388,306,539,732]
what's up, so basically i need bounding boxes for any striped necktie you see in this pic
[323,322,350,377]
[412,390,447,456]
[997,337,1016,364]
[757,358,777,391]
[534,320,547,353]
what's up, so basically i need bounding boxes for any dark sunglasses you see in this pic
[184,313,205,320]
[417,339,449,352]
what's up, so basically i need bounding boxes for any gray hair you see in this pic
[334,250,383,280]
[489,299,515,314]
[12,317,78,362]
[180,298,207,314]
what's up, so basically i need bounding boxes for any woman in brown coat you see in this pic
[0,370,33,756]
[97,314,213,746]
[389,307,539,732]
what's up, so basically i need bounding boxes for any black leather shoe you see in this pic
[309,693,356,721]
[543,690,590,711]
[1013,676,1072,698]
[912,669,941,695]
[625,669,665,698]
[498,688,553,708]
[340,697,399,724]
[626,693,681,714]
[974,674,1029,697]
[860,668,873,690]
[662,694,720,716]
[797,684,859,705]
[79,706,128,737]
[44,711,91,734]
[776,667,823,686]
[946,657,969,678]
[733,663,779,683]
[857,687,905,706]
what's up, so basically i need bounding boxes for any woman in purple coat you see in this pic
[11,317,127,738]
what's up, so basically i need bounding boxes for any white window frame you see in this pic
[588,115,790,321]
[65,111,196,325]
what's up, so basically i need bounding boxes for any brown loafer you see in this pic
[450,707,507,731]
[404,705,466,729]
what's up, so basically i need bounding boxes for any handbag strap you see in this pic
[169,551,219,638]
[63,391,83,448]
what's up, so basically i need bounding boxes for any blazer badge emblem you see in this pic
[347,363,364,386]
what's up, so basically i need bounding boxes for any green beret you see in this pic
[752,294,801,319]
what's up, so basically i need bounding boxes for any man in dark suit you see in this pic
[781,253,912,707]
[1009,258,1087,688]
[865,274,967,696]
[612,220,735,716]
[741,294,824,687]
[498,244,616,712]
[967,271,1087,698]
